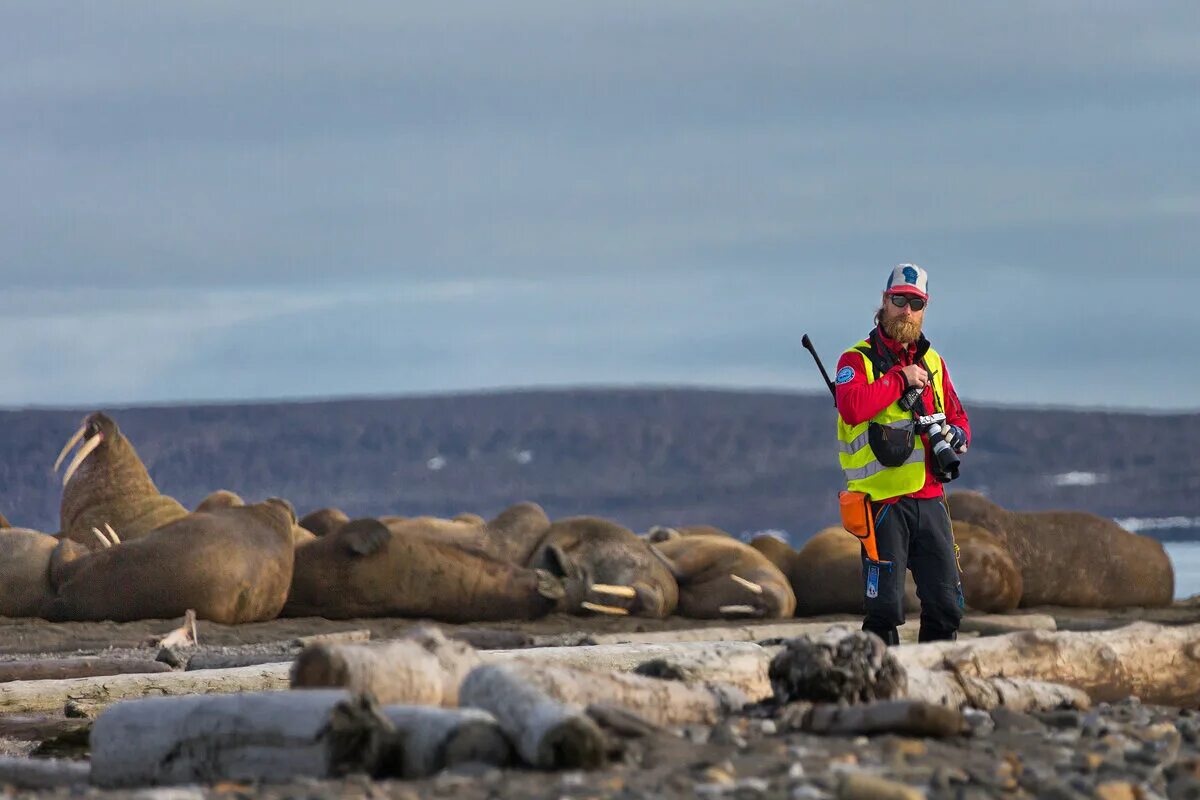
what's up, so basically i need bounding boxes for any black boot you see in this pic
[862,623,900,646]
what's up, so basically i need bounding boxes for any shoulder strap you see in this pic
[855,330,896,381]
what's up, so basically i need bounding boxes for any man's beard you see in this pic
[881,313,922,344]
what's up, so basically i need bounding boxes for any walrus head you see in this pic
[53,412,123,488]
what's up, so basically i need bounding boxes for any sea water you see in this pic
[1164,541,1200,600]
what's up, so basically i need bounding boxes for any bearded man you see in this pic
[832,264,971,644]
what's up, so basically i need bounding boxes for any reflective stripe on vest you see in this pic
[836,340,946,501]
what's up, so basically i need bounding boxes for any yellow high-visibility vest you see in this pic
[836,339,946,501]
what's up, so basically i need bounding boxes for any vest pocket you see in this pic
[868,420,915,467]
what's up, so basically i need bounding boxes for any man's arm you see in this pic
[834,350,908,426]
[940,360,971,448]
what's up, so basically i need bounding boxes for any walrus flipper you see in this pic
[338,519,391,557]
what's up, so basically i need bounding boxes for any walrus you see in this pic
[789,527,921,617]
[951,521,1022,613]
[282,516,582,622]
[526,517,679,618]
[298,507,350,538]
[44,498,297,624]
[766,523,1020,616]
[198,490,315,546]
[477,502,553,565]
[55,413,188,545]
[651,531,796,619]
[947,491,1173,608]
[0,527,61,617]
[649,524,733,539]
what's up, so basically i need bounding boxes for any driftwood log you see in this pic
[492,660,744,727]
[778,699,965,737]
[0,657,172,683]
[458,663,607,770]
[0,755,90,790]
[290,628,481,705]
[379,706,512,777]
[500,641,774,701]
[89,690,391,787]
[0,661,292,715]
[891,621,1200,707]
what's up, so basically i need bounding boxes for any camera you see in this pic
[898,387,960,483]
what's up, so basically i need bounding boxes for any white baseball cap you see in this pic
[884,263,928,300]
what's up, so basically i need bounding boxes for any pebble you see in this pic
[759,720,778,736]
[991,707,1046,733]
[130,790,206,800]
[836,772,924,800]
[710,721,749,748]
[790,787,831,800]
[788,763,806,780]
[1094,782,1140,800]
[962,708,995,738]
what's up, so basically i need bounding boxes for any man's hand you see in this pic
[943,425,968,453]
[900,364,929,390]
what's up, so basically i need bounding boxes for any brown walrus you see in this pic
[788,527,921,617]
[55,413,188,545]
[298,507,350,538]
[947,491,1173,608]
[651,531,796,619]
[44,498,297,624]
[197,490,315,546]
[952,521,1022,613]
[649,524,733,538]
[283,516,580,622]
[0,527,61,617]
[526,517,679,618]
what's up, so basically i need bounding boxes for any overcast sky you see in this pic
[2,2,1197,410]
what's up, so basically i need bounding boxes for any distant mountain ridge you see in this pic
[2,388,1196,543]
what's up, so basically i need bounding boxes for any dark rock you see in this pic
[991,707,1046,734]
[768,630,905,705]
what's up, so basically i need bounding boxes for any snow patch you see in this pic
[426,455,447,471]
[1116,516,1200,533]
[1050,471,1106,487]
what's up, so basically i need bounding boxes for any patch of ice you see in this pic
[1116,516,1200,533]
[513,449,533,465]
[1050,471,1106,487]
[426,455,447,471]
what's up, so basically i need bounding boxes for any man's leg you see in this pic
[909,497,964,642]
[861,499,910,646]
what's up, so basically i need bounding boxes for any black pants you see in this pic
[861,495,963,645]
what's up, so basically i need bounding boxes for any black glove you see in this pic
[942,425,968,453]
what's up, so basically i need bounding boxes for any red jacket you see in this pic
[834,327,971,503]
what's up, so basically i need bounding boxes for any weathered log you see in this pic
[186,651,297,671]
[0,661,292,715]
[500,641,774,701]
[0,657,172,683]
[458,663,606,770]
[778,699,964,737]
[89,690,391,787]
[488,660,745,727]
[291,627,481,705]
[901,668,1090,712]
[891,621,1200,706]
[0,755,90,789]
[379,705,512,777]
[0,714,91,742]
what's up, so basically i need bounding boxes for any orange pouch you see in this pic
[839,490,885,563]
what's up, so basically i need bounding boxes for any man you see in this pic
[833,264,970,644]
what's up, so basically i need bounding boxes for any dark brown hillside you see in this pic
[1,388,1195,543]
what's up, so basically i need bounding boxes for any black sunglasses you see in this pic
[888,294,926,311]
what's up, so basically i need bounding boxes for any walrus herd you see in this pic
[0,412,1176,624]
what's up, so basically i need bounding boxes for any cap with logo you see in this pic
[884,263,928,300]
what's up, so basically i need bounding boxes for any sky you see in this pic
[2,2,1198,410]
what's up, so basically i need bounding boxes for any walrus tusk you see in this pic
[730,574,763,595]
[719,604,759,616]
[591,584,637,599]
[104,523,120,544]
[53,424,87,472]
[91,527,112,548]
[581,601,630,616]
[61,433,103,487]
